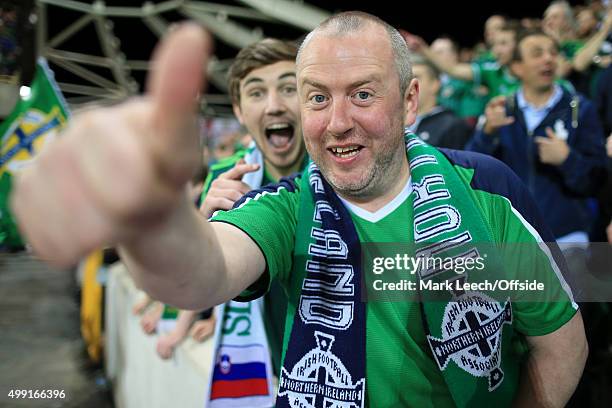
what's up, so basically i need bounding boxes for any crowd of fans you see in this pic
[402,1,611,247]
[0,1,598,405]
[123,4,612,404]
[401,3,612,402]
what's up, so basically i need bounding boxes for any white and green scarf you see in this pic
[278,133,518,407]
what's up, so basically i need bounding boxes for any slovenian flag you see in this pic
[206,299,274,407]
[210,344,270,401]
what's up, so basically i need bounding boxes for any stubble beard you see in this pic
[317,131,406,201]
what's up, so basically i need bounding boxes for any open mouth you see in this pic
[540,68,554,79]
[328,145,363,159]
[265,123,294,149]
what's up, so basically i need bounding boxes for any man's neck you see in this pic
[339,153,410,213]
[264,150,306,181]
[522,85,555,108]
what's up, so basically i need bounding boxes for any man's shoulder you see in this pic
[438,148,526,199]
[210,172,303,228]
[420,108,466,131]
[574,92,596,113]
[548,89,596,120]
[231,172,303,210]
[434,108,464,123]
[438,148,550,237]
[439,147,511,171]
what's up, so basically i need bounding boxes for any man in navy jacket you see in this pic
[467,29,607,243]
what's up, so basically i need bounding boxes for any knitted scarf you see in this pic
[277,133,519,407]
[207,146,275,408]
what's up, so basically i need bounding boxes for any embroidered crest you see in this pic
[553,119,568,141]
[427,292,512,391]
[278,331,365,408]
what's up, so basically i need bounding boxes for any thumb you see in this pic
[147,23,213,142]
[145,23,213,186]
[545,127,557,139]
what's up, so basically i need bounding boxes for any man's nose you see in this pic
[543,51,556,63]
[265,90,286,116]
[327,98,353,136]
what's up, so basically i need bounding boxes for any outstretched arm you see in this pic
[11,24,265,310]
[401,31,474,81]
[572,9,612,72]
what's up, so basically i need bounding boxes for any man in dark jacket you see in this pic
[405,57,473,150]
[467,29,607,243]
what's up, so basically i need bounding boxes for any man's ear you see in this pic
[404,78,419,127]
[232,103,244,125]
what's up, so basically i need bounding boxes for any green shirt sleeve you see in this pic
[488,192,578,336]
[471,61,483,87]
[210,176,301,300]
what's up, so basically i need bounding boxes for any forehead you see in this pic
[240,60,296,87]
[495,30,515,42]
[297,25,393,83]
[520,35,555,51]
[486,16,505,29]
[545,5,565,18]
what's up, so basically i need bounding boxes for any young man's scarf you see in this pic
[207,146,275,408]
[277,133,519,407]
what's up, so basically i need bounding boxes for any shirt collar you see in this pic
[517,84,563,112]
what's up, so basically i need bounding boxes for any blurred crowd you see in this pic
[401,0,612,246]
[3,1,611,405]
[0,5,19,78]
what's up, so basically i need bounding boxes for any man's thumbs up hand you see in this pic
[11,23,213,268]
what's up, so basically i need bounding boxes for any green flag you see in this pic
[0,58,70,248]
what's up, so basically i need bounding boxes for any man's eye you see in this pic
[356,91,371,100]
[249,90,263,98]
[282,86,296,95]
[311,94,327,104]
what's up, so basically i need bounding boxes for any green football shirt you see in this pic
[339,179,455,407]
[438,76,488,119]
[211,153,576,406]
[471,61,519,98]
